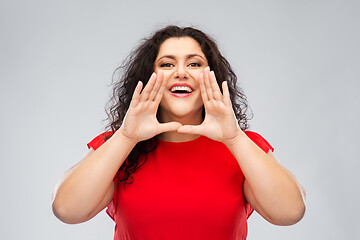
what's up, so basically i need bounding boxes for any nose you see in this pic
[174,65,189,79]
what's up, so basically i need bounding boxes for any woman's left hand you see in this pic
[178,67,243,144]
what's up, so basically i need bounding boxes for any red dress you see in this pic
[87,131,274,240]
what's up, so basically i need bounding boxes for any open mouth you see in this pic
[169,84,194,98]
[170,86,194,94]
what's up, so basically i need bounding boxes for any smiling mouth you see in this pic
[169,86,194,94]
[169,85,194,98]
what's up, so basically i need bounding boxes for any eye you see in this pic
[188,63,201,67]
[160,63,174,68]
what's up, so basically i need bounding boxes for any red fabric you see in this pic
[87,131,113,151]
[244,131,274,153]
[87,131,273,240]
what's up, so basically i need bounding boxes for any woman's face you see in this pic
[154,37,209,124]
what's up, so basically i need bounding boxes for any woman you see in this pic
[52,26,306,239]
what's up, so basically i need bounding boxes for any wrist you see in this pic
[113,128,139,147]
[223,129,247,149]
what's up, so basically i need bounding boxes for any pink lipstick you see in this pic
[168,83,194,98]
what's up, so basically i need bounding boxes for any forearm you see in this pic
[52,131,137,223]
[225,131,305,225]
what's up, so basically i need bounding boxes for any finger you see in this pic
[148,70,164,101]
[177,125,204,136]
[204,67,214,100]
[154,71,167,104]
[157,121,182,134]
[210,71,222,101]
[199,72,209,103]
[129,81,143,108]
[140,72,157,102]
[222,81,231,106]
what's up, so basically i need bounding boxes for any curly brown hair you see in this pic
[104,25,252,184]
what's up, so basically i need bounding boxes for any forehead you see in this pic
[157,37,205,58]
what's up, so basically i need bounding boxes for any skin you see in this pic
[52,37,306,226]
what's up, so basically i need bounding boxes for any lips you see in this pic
[168,83,194,98]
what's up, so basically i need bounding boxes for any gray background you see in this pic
[1,0,359,239]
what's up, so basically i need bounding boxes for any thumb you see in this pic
[157,122,182,134]
[177,125,204,135]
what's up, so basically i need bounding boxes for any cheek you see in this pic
[188,70,204,84]
[162,71,173,80]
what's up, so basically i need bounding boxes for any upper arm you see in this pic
[243,150,278,223]
[84,148,115,220]
[87,178,114,220]
[243,150,306,225]
[53,148,115,223]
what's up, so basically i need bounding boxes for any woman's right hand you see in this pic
[119,70,182,143]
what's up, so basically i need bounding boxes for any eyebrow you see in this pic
[157,54,205,62]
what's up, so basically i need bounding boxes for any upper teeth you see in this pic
[170,86,193,92]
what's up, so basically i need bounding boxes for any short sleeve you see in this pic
[244,131,274,153]
[245,202,254,219]
[87,131,113,150]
